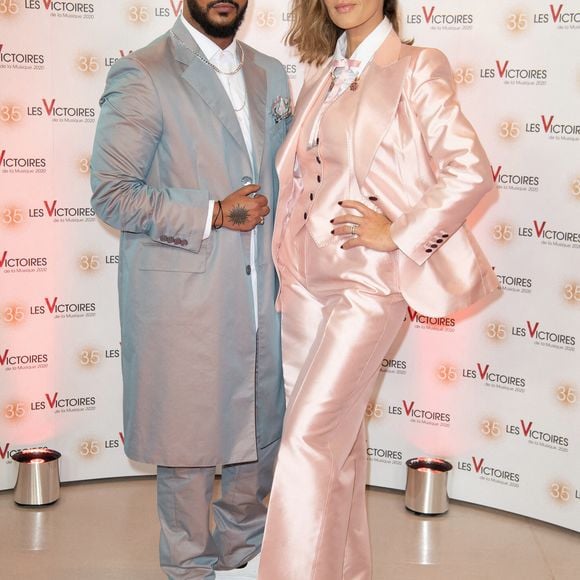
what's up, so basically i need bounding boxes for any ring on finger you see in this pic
[259,216,265,225]
[350,224,359,236]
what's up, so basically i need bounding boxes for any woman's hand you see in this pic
[331,200,398,252]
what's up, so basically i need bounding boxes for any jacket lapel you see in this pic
[353,32,409,187]
[241,43,266,178]
[275,62,332,190]
[272,63,331,256]
[170,19,247,154]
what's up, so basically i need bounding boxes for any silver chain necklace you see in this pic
[170,30,245,75]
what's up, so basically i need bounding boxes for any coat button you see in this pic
[316,156,321,164]
[246,265,251,275]
[442,233,449,238]
[174,237,182,245]
[160,235,167,242]
[317,175,321,183]
[426,248,433,253]
[430,244,437,249]
[181,239,188,246]
[304,212,308,219]
[166,236,174,244]
[436,238,443,243]
[310,193,314,201]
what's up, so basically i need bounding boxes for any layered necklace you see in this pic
[170,31,246,111]
[171,30,245,74]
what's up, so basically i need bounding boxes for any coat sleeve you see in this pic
[389,48,494,266]
[90,56,210,253]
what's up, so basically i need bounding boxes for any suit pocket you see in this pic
[138,240,207,273]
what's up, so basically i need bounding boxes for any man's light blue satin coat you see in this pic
[90,18,288,467]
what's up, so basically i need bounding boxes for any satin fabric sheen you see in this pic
[258,62,407,580]
[259,31,499,580]
[273,33,499,317]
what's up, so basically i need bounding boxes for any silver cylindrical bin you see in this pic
[13,448,61,506]
[405,457,452,515]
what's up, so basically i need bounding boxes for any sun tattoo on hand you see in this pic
[227,204,250,226]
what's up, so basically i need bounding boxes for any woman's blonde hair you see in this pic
[286,0,401,65]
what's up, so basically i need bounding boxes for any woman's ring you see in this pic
[259,217,265,225]
[350,224,359,236]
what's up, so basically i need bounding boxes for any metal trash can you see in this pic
[405,457,452,515]
[13,448,61,506]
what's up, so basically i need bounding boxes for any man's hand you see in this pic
[215,184,270,231]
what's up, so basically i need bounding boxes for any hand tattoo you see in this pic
[227,204,250,226]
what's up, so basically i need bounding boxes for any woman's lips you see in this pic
[334,3,357,14]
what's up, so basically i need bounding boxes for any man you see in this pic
[90,1,290,578]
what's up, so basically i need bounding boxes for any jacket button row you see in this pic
[246,265,252,275]
[425,234,448,252]
[160,235,187,246]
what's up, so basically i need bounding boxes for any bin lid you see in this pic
[406,457,452,472]
[12,448,61,463]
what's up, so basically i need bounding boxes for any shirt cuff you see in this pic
[202,200,215,240]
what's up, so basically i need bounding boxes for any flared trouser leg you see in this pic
[342,421,373,580]
[258,270,406,580]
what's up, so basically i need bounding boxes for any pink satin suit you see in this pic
[258,31,499,580]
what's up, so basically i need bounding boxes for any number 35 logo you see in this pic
[256,10,276,28]
[0,0,19,16]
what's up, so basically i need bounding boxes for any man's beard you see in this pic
[187,0,247,38]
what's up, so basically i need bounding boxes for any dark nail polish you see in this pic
[369,196,378,201]
[338,201,343,206]
[340,244,345,249]
[331,229,335,234]
[330,219,334,224]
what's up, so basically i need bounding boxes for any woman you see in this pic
[258,1,499,579]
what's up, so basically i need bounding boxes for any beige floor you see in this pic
[1,477,578,580]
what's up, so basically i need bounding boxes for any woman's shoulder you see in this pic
[400,43,451,70]
[400,43,453,86]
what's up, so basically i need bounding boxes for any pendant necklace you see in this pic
[329,70,360,93]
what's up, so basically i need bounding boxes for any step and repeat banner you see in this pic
[1,1,578,531]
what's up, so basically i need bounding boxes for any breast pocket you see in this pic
[138,240,208,273]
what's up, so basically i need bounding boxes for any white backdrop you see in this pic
[0,1,578,532]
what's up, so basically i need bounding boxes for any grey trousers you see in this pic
[157,439,279,580]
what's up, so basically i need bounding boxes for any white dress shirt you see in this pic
[181,16,259,328]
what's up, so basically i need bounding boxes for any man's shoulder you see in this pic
[117,30,172,71]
